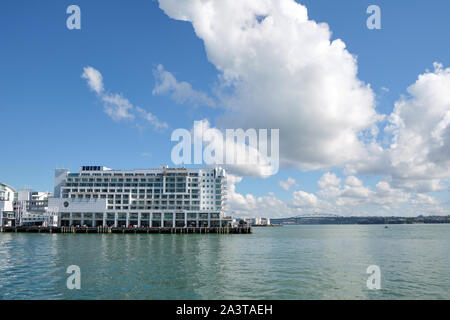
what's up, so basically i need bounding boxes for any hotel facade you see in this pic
[47,165,230,228]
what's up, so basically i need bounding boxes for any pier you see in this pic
[0,226,252,234]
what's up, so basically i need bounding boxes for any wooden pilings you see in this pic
[0,226,252,234]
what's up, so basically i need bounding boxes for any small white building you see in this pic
[0,183,16,226]
[244,217,271,226]
[14,189,52,226]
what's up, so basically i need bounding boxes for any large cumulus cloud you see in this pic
[348,63,450,193]
[158,0,379,170]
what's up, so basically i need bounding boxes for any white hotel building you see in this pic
[48,165,230,228]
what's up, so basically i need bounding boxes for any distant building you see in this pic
[14,189,52,226]
[0,183,16,226]
[244,217,271,226]
[47,165,230,228]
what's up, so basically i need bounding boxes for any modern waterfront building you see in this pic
[47,165,230,228]
[254,217,271,226]
[14,189,52,226]
[243,217,271,226]
[0,183,16,226]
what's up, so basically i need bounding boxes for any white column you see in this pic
[57,212,62,227]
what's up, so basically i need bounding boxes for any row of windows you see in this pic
[81,166,102,171]
[64,182,220,189]
[62,188,206,194]
[67,176,222,183]
[62,193,198,199]
[65,182,193,187]
[76,194,192,199]
[107,200,202,205]
[67,178,194,183]
[61,212,221,219]
[68,172,204,178]
[63,185,220,192]
[106,206,204,210]
[62,194,205,200]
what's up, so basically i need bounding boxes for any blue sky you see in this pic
[1,0,449,217]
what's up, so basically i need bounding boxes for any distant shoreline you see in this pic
[270,216,450,225]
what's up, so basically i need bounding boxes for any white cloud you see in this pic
[279,177,297,190]
[225,170,445,218]
[226,174,302,218]
[101,93,135,121]
[82,66,104,94]
[411,193,439,206]
[389,63,450,186]
[153,64,216,107]
[82,66,168,130]
[348,63,450,193]
[158,0,380,171]
[292,190,318,207]
[315,172,439,214]
[136,106,169,130]
[317,172,341,199]
[185,119,277,177]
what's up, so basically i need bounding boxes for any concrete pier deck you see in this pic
[0,226,252,234]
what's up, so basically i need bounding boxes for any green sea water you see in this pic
[0,225,449,299]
